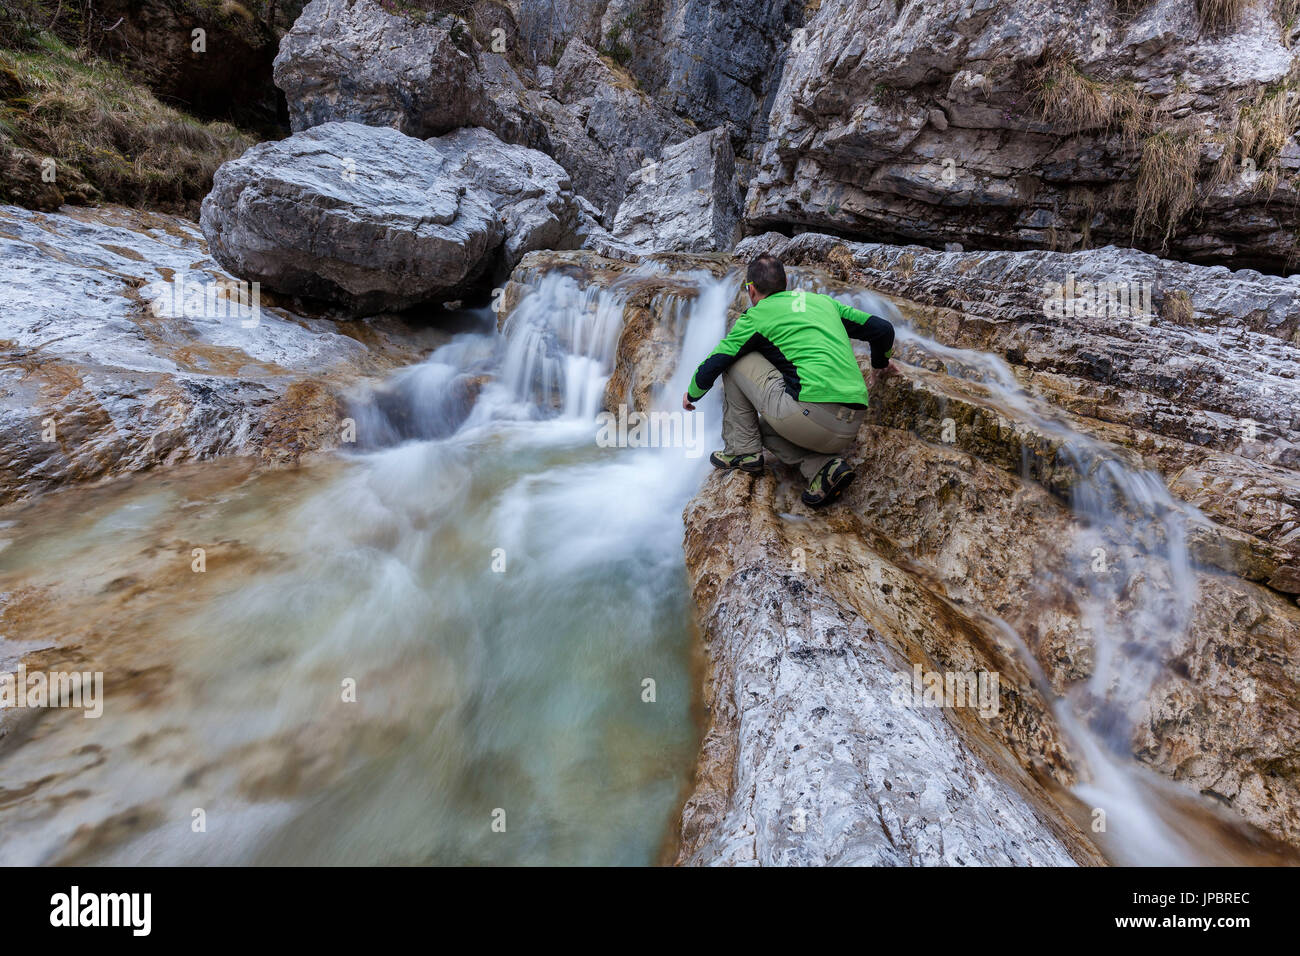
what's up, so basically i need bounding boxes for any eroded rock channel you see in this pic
[2,0,1298,868]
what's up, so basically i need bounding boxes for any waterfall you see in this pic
[0,263,738,866]
[807,277,1210,864]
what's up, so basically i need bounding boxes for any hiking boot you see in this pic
[709,451,763,474]
[801,458,855,508]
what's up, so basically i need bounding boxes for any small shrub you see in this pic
[602,31,634,67]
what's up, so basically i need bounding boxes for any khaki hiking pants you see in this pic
[721,352,865,480]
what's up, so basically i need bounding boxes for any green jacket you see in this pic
[686,290,895,406]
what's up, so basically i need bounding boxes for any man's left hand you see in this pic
[682,392,696,411]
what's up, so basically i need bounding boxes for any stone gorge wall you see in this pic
[272,0,799,227]
[746,0,1300,270]
[517,0,803,150]
[304,0,1300,271]
[309,0,1300,270]
[10,0,1300,268]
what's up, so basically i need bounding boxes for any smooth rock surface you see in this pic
[678,476,1095,865]
[0,203,444,506]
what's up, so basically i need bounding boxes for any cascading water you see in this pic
[795,273,1213,864]
[880,320,1199,734]
[0,266,736,866]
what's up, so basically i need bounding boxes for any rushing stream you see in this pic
[0,267,735,865]
[0,256,1276,865]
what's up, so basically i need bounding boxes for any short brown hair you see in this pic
[746,254,787,296]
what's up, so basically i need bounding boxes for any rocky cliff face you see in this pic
[544,37,698,221]
[746,0,1300,271]
[10,0,1300,270]
[517,0,802,155]
[266,0,1300,269]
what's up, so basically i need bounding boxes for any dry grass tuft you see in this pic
[1238,87,1300,162]
[1031,55,1152,145]
[1161,288,1197,326]
[1212,80,1300,196]
[219,2,258,25]
[1196,0,1248,31]
[1132,129,1204,247]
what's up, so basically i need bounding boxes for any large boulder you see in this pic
[612,127,740,252]
[273,0,495,137]
[200,122,582,315]
[446,126,585,268]
[747,0,1300,271]
[275,0,553,151]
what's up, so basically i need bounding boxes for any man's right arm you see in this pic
[686,313,757,402]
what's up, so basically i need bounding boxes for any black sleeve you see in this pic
[838,300,896,370]
[858,315,895,370]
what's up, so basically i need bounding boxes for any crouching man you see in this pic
[681,254,899,507]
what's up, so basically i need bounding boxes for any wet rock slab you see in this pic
[0,203,444,505]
